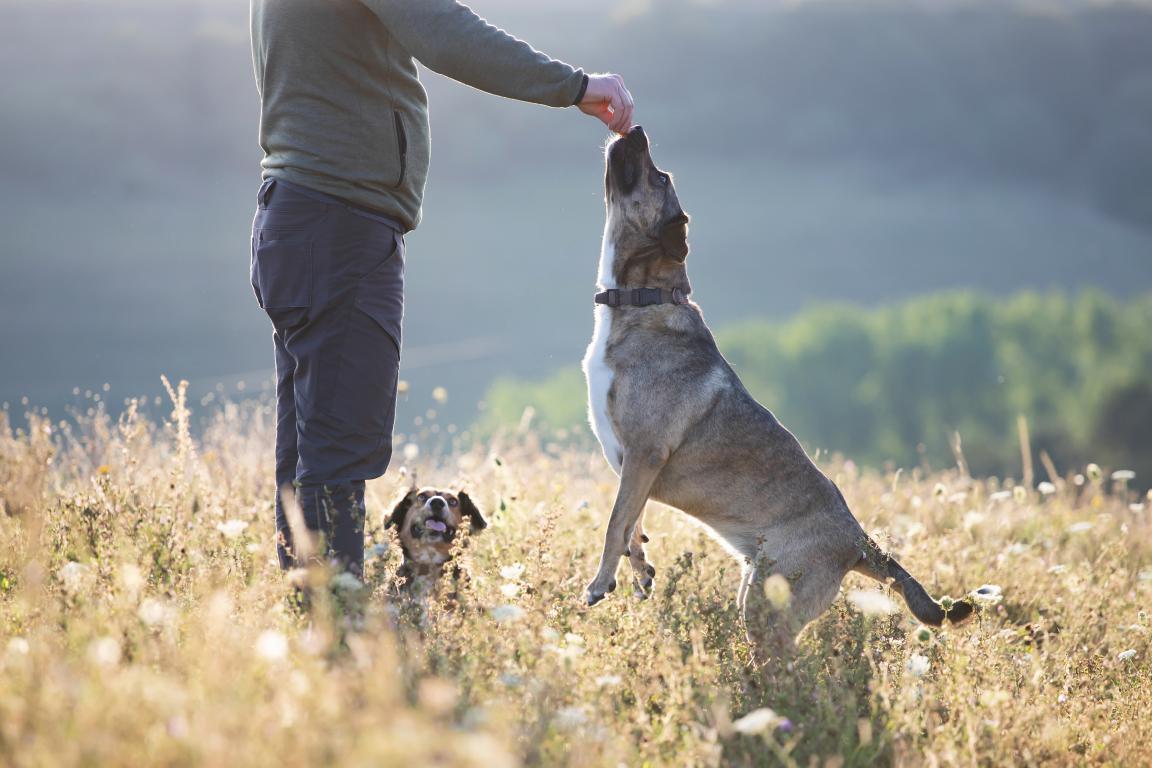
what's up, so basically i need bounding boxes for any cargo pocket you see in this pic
[252,230,313,330]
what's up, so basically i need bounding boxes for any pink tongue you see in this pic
[425,520,447,533]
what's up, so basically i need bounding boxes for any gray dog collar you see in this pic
[594,287,690,308]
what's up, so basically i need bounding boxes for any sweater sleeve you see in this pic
[362,0,586,108]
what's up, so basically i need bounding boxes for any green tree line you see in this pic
[481,292,1152,481]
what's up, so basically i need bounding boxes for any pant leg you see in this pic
[273,329,300,570]
[252,179,404,577]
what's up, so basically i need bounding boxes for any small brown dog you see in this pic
[385,487,487,601]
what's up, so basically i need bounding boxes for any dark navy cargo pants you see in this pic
[251,176,404,578]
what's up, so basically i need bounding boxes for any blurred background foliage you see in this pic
[1,0,1151,477]
[483,291,1152,481]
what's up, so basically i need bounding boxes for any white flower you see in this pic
[906,653,931,678]
[7,637,29,656]
[564,633,585,646]
[331,572,364,592]
[553,706,589,730]
[1066,522,1094,534]
[595,674,622,688]
[138,598,175,628]
[255,630,289,662]
[499,583,520,598]
[732,707,782,735]
[1117,649,1137,662]
[971,584,1004,607]
[215,520,249,539]
[989,491,1012,503]
[499,563,526,580]
[59,561,91,595]
[1112,470,1136,482]
[1037,482,1057,496]
[847,590,899,616]
[490,604,525,623]
[1048,564,1067,574]
[88,636,121,667]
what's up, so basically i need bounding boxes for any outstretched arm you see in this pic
[363,0,633,131]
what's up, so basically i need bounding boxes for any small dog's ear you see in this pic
[457,491,488,533]
[660,214,690,262]
[385,491,414,531]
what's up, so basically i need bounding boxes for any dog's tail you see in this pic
[852,537,974,627]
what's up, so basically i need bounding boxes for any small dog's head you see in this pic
[385,487,487,568]
[602,126,690,285]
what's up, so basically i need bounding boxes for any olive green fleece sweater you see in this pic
[251,0,588,231]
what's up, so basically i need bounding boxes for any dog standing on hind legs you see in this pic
[581,126,975,663]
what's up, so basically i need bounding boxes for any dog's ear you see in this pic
[457,491,488,533]
[660,214,690,262]
[384,491,414,531]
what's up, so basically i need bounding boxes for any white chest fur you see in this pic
[582,226,624,475]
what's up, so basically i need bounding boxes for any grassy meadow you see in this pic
[1,384,1150,767]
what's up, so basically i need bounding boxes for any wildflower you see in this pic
[989,491,1012,503]
[58,561,91,595]
[215,520,249,539]
[777,719,793,734]
[1131,503,1146,513]
[490,604,525,623]
[255,630,289,662]
[499,582,520,598]
[1037,482,1056,496]
[1086,463,1102,482]
[1112,470,1136,482]
[847,590,899,616]
[331,572,364,592]
[732,707,782,735]
[933,483,947,499]
[97,465,111,475]
[7,637,29,656]
[553,706,589,730]
[595,674,622,688]
[138,598,175,629]
[500,563,526,580]
[118,563,145,600]
[763,574,791,610]
[971,584,1003,607]
[907,653,930,678]
[1066,522,1094,535]
[1117,649,1137,662]
[88,636,122,667]
[1013,486,1028,504]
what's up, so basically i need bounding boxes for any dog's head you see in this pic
[385,487,487,568]
[602,126,690,285]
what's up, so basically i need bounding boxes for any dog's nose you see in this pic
[629,125,647,143]
[429,497,446,512]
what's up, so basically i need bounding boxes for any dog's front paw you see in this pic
[584,578,617,606]
[632,573,654,599]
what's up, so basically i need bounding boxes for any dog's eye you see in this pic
[448,497,459,507]
[658,174,669,185]
[417,493,427,502]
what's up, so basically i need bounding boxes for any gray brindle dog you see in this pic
[582,126,974,661]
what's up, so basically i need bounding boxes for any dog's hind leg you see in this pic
[742,559,843,667]
[586,450,666,605]
[626,508,656,597]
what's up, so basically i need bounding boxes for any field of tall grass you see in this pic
[1,383,1149,766]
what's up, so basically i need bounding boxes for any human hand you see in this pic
[578,73,634,134]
